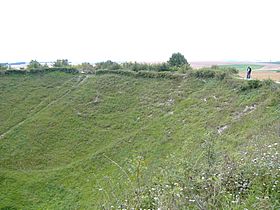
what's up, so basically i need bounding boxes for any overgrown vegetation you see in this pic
[0,64,8,71]
[74,62,95,73]
[53,59,70,67]
[27,60,43,69]
[93,52,191,73]
[0,66,279,209]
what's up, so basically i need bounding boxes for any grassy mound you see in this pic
[0,71,279,209]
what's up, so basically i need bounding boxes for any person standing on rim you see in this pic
[246,66,252,79]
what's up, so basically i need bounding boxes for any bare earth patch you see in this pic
[239,71,280,82]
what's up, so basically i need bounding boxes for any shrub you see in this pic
[240,80,262,91]
[0,64,8,71]
[247,80,262,89]
[53,59,70,67]
[168,52,189,67]
[94,60,121,70]
[96,69,136,77]
[27,60,42,69]
[75,62,95,73]
[121,62,171,72]
[4,69,27,75]
[211,65,220,69]
[116,133,280,209]
[226,67,239,74]
[95,69,183,80]
[190,69,216,79]
[27,67,79,74]
[263,79,274,86]
[96,54,191,72]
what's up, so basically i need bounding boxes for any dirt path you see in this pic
[238,71,280,82]
[0,75,90,140]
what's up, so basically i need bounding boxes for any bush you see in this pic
[53,59,70,67]
[240,80,262,91]
[172,64,192,73]
[248,80,262,89]
[121,62,171,72]
[96,69,137,77]
[115,133,280,209]
[96,53,191,73]
[0,64,8,71]
[95,60,121,70]
[168,52,189,67]
[226,67,239,74]
[75,62,95,73]
[27,60,42,69]
[211,65,220,69]
[95,69,183,80]
[263,79,274,86]
[190,69,216,79]
[3,69,27,75]
[189,67,239,80]
[2,67,79,75]
[125,62,148,71]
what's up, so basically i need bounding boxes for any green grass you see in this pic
[0,71,279,209]
[220,64,264,72]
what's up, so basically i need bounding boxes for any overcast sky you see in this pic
[1,0,279,63]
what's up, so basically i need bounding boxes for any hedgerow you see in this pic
[2,67,79,75]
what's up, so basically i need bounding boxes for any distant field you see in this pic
[239,70,280,81]
[220,64,264,71]
[190,61,280,82]
[0,71,279,209]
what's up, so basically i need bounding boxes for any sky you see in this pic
[1,0,279,63]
